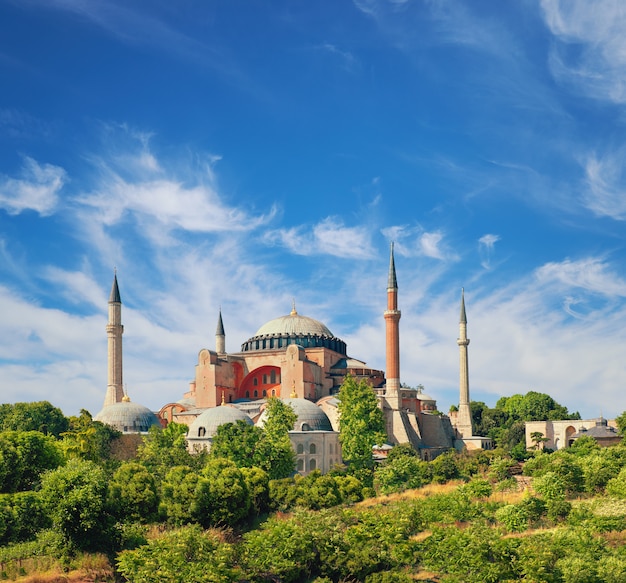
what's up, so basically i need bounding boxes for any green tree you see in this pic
[210,420,263,467]
[137,422,198,476]
[39,458,115,553]
[159,465,199,526]
[0,401,68,437]
[255,397,297,480]
[191,458,250,527]
[109,462,159,523]
[62,409,121,461]
[374,455,430,495]
[117,524,240,583]
[0,430,63,493]
[338,375,386,472]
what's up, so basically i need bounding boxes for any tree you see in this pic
[62,409,121,461]
[255,397,297,480]
[210,420,263,468]
[39,458,115,553]
[137,422,198,476]
[0,401,68,437]
[109,462,159,523]
[338,375,386,472]
[159,465,199,526]
[117,524,240,583]
[530,431,548,450]
[0,430,64,493]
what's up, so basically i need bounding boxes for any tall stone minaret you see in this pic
[104,272,124,407]
[384,242,401,409]
[216,309,226,354]
[456,288,473,438]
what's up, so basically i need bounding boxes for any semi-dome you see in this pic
[257,398,334,432]
[188,405,253,439]
[94,400,161,433]
[241,305,347,355]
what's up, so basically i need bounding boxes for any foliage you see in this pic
[0,401,69,437]
[137,422,198,476]
[254,397,297,480]
[240,465,270,515]
[117,524,240,583]
[191,458,251,527]
[373,454,430,495]
[0,491,50,545]
[338,375,386,471]
[159,465,199,525]
[210,420,263,467]
[108,462,159,523]
[61,409,121,461]
[39,458,115,553]
[0,430,64,493]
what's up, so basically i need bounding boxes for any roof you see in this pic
[94,400,160,433]
[109,273,121,303]
[253,308,333,338]
[388,242,398,290]
[188,405,253,438]
[257,398,333,432]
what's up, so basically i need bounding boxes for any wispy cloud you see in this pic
[265,217,375,259]
[0,157,65,216]
[478,233,500,269]
[316,43,360,73]
[541,0,626,103]
[582,149,626,220]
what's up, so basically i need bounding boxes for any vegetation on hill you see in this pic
[0,394,625,583]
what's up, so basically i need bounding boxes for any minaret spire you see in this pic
[104,271,124,407]
[456,288,473,438]
[216,308,226,354]
[384,242,401,407]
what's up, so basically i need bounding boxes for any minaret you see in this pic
[384,243,401,408]
[104,272,124,407]
[216,309,226,354]
[456,288,473,438]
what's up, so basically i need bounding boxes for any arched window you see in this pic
[263,374,268,384]
[228,395,232,403]
[253,389,258,398]
[301,423,311,431]
[245,390,250,398]
[272,389,276,396]
[309,459,316,471]
[263,389,267,397]
[198,427,206,437]
[297,459,304,471]
[163,411,168,419]
[253,377,258,386]
[270,370,276,383]
[297,443,304,454]
[309,443,316,454]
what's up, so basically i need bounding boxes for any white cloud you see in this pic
[0,157,65,216]
[420,231,445,259]
[541,0,626,103]
[535,257,626,297]
[478,233,500,269]
[582,150,626,220]
[265,217,375,259]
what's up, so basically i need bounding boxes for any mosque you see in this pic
[94,245,488,472]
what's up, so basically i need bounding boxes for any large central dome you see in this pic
[241,305,346,355]
[254,310,334,338]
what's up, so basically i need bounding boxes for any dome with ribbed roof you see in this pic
[241,304,346,355]
[257,398,333,432]
[94,400,161,433]
[188,405,253,439]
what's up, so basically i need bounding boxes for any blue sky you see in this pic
[1,0,626,419]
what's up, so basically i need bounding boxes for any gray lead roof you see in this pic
[109,273,122,303]
[387,242,398,290]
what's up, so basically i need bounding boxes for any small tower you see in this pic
[104,272,124,407]
[216,309,226,355]
[384,242,401,409]
[455,288,473,438]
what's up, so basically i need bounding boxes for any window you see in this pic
[163,411,168,419]
[198,427,206,437]
[253,377,258,386]
[245,390,250,398]
[297,459,304,471]
[263,389,267,397]
[309,459,316,471]
[270,370,276,383]
[254,389,258,398]
[297,443,304,454]
[272,389,276,396]
[263,374,268,384]
[309,443,316,454]
[329,443,333,454]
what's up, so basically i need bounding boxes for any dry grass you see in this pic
[2,554,114,583]
[358,480,464,508]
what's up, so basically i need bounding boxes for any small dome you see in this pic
[254,311,334,338]
[188,405,253,439]
[94,401,161,433]
[257,398,333,432]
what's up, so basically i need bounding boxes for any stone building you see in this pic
[525,418,619,450]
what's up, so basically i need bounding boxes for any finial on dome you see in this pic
[290,299,297,316]
[290,380,297,398]
[122,386,131,402]
[221,390,225,406]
